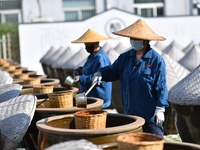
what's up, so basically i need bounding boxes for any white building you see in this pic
[1,0,200,25]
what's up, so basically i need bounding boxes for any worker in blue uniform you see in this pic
[92,19,168,137]
[71,29,112,108]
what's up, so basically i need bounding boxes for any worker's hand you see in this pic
[154,106,165,125]
[92,72,102,85]
[74,76,80,83]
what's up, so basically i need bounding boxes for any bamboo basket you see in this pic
[74,110,107,129]
[48,91,73,108]
[13,68,23,75]
[33,85,54,94]
[23,77,41,85]
[117,132,164,150]
[14,73,29,79]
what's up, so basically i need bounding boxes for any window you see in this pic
[63,0,96,21]
[0,0,22,25]
[133,0,164,17]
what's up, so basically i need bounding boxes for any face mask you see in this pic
[85,45,94,54]
[130,40,144,51]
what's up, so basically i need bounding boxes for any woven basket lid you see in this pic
[71,29,110,43]
[39,46,56,63]
[0,84,22,102]
[168,64,200,105]
[0,70,13,84]
[112,19,166,41]
[162,52,190,90]
[179,45,200,72]
[0,94,37,149]
[45,139,103,150]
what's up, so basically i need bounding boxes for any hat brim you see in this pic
[112,19,166,41]
[72,29,110,43]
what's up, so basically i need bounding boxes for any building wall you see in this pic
[22,0,63,23]
[165,0,191,16]
[19,9,200,74]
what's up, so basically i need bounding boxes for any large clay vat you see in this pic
[99,141,200,150]
[22,78,60,88]
[36,113,145,150]
[24,97,104,150]
[168,65,200,144]
[171,103,200,144]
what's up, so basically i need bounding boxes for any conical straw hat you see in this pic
[112,19,166,41]
[72,29,110,43]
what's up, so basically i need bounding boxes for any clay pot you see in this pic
[23,77,41,85]
[101,141,200,150]
[33,85,54,94]
[24,97,104,150]
[171,103,200,144]
[36,113,145,150]
[22,78,60,88]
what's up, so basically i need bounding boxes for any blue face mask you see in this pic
[130,39,144,51]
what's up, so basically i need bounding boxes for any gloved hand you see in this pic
[92,72,102,85]
[154,106,165,125]
[74,76,80,83]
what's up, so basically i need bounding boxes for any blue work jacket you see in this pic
[79,48,112,108]
[101,45,168,122]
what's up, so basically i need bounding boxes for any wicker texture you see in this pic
[48,91,73,108]
[0,94,37,150]
[0,70,13,84]
[117,132,164,150]
[74,110,107,129]
[168,64,200,105]
[33,85,53,93]
[112,19,166,41]
[71,29,110,43]
[45,139,103,150]
[0,84,22,102]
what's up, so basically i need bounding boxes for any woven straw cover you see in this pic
[162,52,190,90]
[74,110,107,129]
[45,139,103,150]
[48,91,73,108]
[71,29,110,43]
[0,94,37,150]
[112,19,166,41]
[0,70,13,84]
[168,64,200,105]
[117,132,164,150]
[0,84,22,102]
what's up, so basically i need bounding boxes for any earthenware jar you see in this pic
[169,65,200,144]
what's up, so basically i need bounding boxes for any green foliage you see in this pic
[0,23,20,63]
[0,23,18,36]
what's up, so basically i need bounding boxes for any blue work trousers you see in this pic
[142,121,164,137]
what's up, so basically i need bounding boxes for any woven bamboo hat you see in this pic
[112,19,166,41]
[71,29,110,43]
